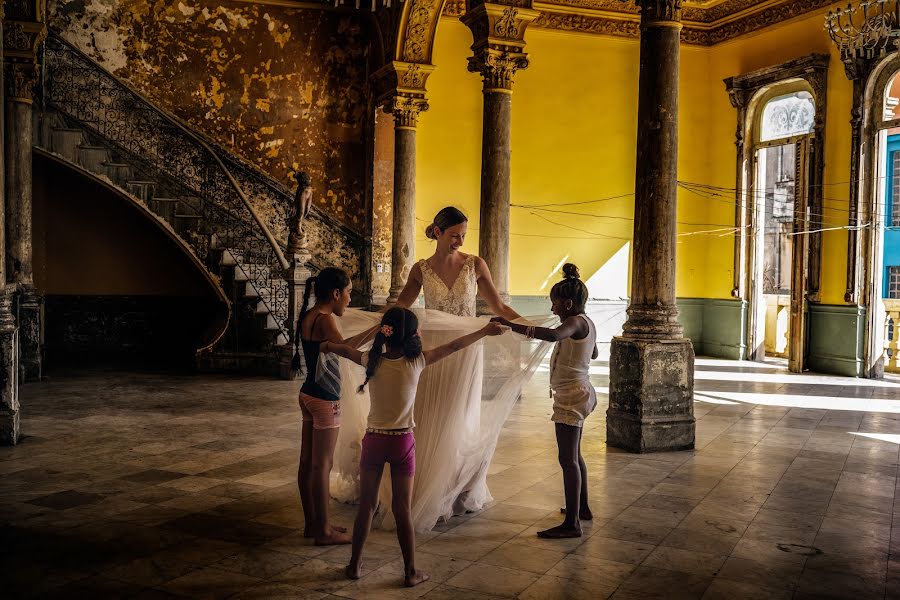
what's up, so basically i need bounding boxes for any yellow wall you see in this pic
[418,11,855,303]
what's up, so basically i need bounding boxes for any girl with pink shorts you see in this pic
[323,307,507,588]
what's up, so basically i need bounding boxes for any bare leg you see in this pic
[312,426,350,545]
[577,443,592,520]
[392,470,430,587]
[299,420,317,537]
[539,423,582,539]
[346,466,384,579]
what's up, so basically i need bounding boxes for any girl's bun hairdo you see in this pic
[425,224,437,240]
[562,263,580,280]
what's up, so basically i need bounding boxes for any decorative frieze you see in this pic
[462,4,539,92]
[3,16,47,104]
[439,0,837,46]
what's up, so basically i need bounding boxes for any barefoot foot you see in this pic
[559,507,593,521]
[537,524,582,539]
[315,530,352,546]
[405,570,431,587]
[345,562,362,580]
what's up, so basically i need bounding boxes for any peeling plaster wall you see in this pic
[48,0,370,233]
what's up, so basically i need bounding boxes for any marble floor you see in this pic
[1,357,898,599]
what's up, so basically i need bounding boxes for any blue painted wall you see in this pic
[883,136,900,298]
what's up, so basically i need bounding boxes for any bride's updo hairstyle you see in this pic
[358,307,423,393]
[425,206,468,240]
[550,263,589,314]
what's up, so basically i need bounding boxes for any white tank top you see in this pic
[549,314,596,389]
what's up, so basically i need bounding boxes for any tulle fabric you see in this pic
[329,308,553,532]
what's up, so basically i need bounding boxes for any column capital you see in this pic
[635,0,683,24]
[373,61,434,129]
[3,19,47,104]
[462,3,539,92]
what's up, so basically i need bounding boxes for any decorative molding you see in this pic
[637,0,683,22]
[462,3,539,91]
[386,93,429,128]
[3,17,47,104]
[439,0,837,46]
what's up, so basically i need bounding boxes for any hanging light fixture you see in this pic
[825,0,900,60]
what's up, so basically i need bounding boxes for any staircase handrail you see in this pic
[42,32,367,265]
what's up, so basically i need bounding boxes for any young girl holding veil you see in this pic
[323,307,508,586]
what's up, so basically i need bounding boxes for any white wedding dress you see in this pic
[329,256,552,532]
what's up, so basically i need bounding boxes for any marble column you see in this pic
[606,0,695,453]
[374,62,432,305]
[4,13,45,384]
[463,3,538,308]
[386,93,428,304]
[0,10,19,445]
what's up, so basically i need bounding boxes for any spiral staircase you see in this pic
[36,35,366,374]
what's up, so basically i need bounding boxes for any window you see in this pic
[760,92,815,142]
[890,266,900,299]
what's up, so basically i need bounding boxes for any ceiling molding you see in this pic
[443,0,837,46]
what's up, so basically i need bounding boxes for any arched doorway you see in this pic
[725,55,828,374]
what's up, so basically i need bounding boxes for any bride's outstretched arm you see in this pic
[474,257,522,320]
[381,263,423,312]
[492,315,588,344]
[423,322,509,365]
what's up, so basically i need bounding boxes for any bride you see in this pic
[331,207,550,531]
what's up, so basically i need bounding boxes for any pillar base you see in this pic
[0,328,20,445]
[18,297,42,383]
[606,336,695,453]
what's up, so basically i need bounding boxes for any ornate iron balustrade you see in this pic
[42,34,367,342]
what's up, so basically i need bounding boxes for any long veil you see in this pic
[329,308,554,532]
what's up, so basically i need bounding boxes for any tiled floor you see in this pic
[1,357,898,599]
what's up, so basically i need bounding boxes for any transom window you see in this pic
[760,91,815,142]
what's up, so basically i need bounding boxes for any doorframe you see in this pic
[724,54,829,368]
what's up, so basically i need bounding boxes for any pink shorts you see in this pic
[360,432,416,476]
[299,392,341,430]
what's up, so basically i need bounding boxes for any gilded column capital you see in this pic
[373,61,434,130]
[386,93,429,130]
[3,19,47,104]
[462,3,539,93]
[635,0,683,24]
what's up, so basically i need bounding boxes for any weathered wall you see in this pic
[48,0,371,233]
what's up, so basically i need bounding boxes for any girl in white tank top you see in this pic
[492,263,597,539]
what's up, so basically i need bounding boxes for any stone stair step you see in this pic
[126,181,156,202]
[274,332,290,346]
[76,145,109,172]
[49,128,85,161]
[101,162,131,182]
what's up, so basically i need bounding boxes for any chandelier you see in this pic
[826,0,900,60]
[333,0,405,10]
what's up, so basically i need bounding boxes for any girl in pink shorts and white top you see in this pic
[322,307,507,587]
[493,263,598,539]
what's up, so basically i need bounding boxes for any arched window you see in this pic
[759,92,816,142]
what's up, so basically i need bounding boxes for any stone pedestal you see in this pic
[17,285,39,382]
[607,337,695,453]
[281,253,312,380]
[0,290,19,445]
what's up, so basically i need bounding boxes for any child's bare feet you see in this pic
[537,524,582,539]
[315,529,352,545]
[305,524,348,539]
[404,569,431,587]
[559,507,593,521]
[345,562,363,580]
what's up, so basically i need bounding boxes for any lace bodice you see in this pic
[420,255,478,317]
